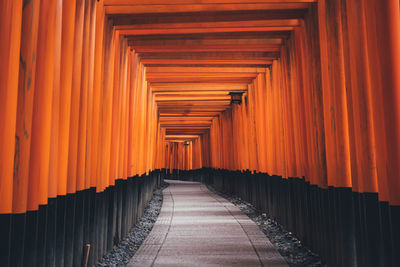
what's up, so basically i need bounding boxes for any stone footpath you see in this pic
[128,180,288,267]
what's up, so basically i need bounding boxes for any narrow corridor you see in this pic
[1,1,400,266]
[128,180,287,267]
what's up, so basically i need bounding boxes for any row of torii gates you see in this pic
[0,0,399,266]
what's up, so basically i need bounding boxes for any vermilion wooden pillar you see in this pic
[345,0,378,194]
[68,0,86,194]
[58,0,77,196]
[0,0,23,215]
[27,0,57,211]
[12,0,40,214]
[377,0,400,207]
[318,0,352,188]
[48,0,64,202]
[90,0,105,191]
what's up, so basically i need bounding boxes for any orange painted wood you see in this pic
[362,0,390,202]
[90,0,105,191]
[109,33,122,182]
[76,0,94,191]
[0,0,23,214]
[119,39,130,180]
[97,20,116,190]
[2,0,400,211]
[116,19,300,31]
[130,38,282,47]
[132,45,280,53]
[68,0,86,194]
[373,0,400,205]
[27,0,58,210]
[318,0,352,188]
[48,0,64,199]
[57,0,77,196]
[345,0,378,193]
[104,0,316,5]
[127,52,139,177]
[147,66,266,73]
[280,47,295,178]
[12,0,40,213]
[120,27,293,36]
[142,59,273,66]
[83,0,97,188]
[105,3,310,15]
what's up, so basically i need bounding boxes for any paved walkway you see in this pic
[128,180,288,267]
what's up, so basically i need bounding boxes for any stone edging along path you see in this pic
[96,183,168,267]
[206,184,325,267]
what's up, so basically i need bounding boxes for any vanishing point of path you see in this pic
[128,180,288,267]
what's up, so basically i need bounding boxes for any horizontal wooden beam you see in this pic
[151,82,248,91]
[116,19,300,30]
[146,72,257,83]
[160,120,212,124]
[157,100,231,105]
[105,3,311,14]
[158,105,229,109]
[161,124,212,128]
[142,59,272,66]
[138,52,279,60]
[154,91,232,96]
[147,66,266,73]
[131,38,282,46]
[165,128,209,131]
[121,27,293,36]
[105,0,316,5]
[164,129,210,131]
[159,111,227,116]
[160,117,215,121]
[165,134,199,137]
[166,132,207,136]
[156,96,231,101]
[148,77,254,83]
[159,112,220,117]
[163,126,211,129]
[112,10,306,27]
[132,44,280,52]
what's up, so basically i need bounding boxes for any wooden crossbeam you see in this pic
[147,66,265,73]
[142,59,272,66]
[132,44,280,52]
[105,3,311,15]
[104,0,316,5]
[151,83,248,91]
[138,52,279,60]
[116,19,300,30]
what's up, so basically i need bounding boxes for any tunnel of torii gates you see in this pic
[0,0,400,266]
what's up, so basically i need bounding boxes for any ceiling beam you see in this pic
[142,59,272,66]
[159,112,220,117]
[116,19,300,30]
[106,3,311,15]
[132,44,280,52]
[130,37,282,46]
[121,27,293,36]
[146,66,265,73]
[151,82,248,91]
[138,52,279,60]
[155,96,231,101]
[105,0,316,5]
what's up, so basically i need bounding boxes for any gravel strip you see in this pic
[207,185,325,267]
[96,183,169,267]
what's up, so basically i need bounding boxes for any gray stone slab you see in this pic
[128,180,288,267]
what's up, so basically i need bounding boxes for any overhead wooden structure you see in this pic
[0,0,400,267]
